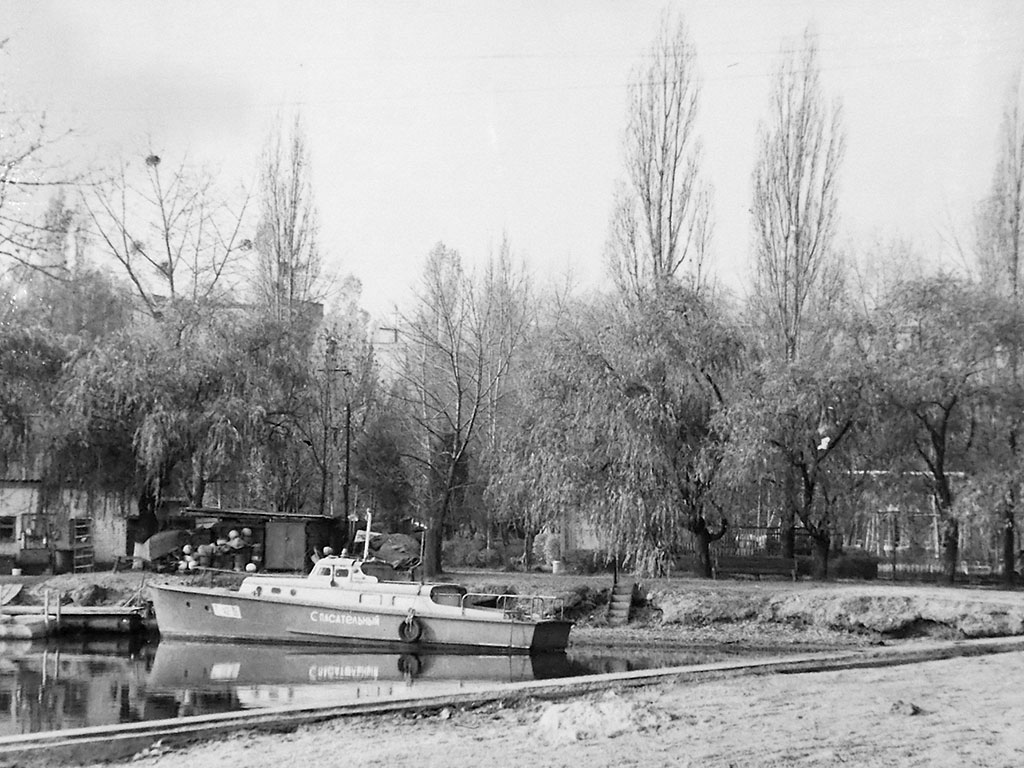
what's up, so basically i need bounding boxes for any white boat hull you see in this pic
[149,582,572,653]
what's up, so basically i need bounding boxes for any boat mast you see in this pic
[362,512,372,560]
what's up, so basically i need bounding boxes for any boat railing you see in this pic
[459,592,564,620]
[186,566,251,588]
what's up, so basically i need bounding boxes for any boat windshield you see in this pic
[312,564,351,579]
[429,584,467,606]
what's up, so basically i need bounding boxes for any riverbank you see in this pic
[6,568,1024,647]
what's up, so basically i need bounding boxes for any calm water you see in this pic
[0,635,762,737]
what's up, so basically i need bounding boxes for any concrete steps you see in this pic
[606,580,634,627]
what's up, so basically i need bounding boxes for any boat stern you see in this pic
[529,619,573,653]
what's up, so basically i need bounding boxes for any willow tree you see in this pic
[497,286,739,577]
[607,14,712,298]
[975,71,1024,583]
[1,210,134,510]
[872,275,1015,584]
[0,323,67,471]
[724,310,870,579]
[55,306,259,541]
[483,288,584,566]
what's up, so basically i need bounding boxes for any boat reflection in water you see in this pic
[0,638,773,735]
[145,640,585,719]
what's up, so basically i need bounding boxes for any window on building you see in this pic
[0,517,15,542]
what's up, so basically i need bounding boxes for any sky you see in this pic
[2,1,1022,319]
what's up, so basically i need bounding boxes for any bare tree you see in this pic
[395,243,530,576]
[253,115,324,320]
[607,14,712,298]
[850,234,923,315]
[975,71,1024,584]
[0,72,75,282]
[977,72,1024,294]
[81,153,251,316]
[751,29,845,361]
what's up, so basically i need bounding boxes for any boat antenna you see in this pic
[363,511,372,561]
[418,524,426,584]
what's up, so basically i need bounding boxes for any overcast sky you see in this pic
[3,1,1022,317]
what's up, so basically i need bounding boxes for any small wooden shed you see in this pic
[172,507,336,572]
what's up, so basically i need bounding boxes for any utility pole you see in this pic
[323,333,355,551]
[344,401,351,525]
[322,336,336,518]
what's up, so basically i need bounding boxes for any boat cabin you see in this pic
[308,556,417,583]
[309,557,381,584]
[306,557,472,607]
[237,555,470,611]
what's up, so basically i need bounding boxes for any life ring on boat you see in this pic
[399,615,423,643]
[397,653,423,678]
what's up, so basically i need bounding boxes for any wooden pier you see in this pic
[0,589,59,639]
[0,588,148,637]
[0,605,148,633]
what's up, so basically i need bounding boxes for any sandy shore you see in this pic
[83,647,1024,768]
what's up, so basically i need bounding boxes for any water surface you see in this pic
[0,635,770,736]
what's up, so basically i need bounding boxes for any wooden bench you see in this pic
[712,554,798,581]
[961,561,992,584]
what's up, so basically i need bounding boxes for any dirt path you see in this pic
[85,649,1024,768]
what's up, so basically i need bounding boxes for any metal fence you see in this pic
[854,508,1021,581]
[683,516,1017,581]
[712,526,814,557]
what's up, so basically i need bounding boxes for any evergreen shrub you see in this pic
[831,548,880,580]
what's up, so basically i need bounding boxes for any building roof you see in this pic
[181,506,334,522]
